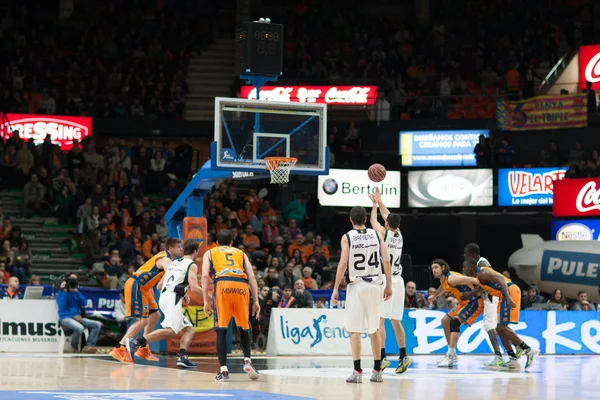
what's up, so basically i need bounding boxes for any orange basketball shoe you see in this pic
[110,346,131,363]
[135,346,159,361]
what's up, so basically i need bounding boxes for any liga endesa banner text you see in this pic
[553,178,600,217]
[239,86,378,105]
[0,114,92,150]
[496,94,587,131]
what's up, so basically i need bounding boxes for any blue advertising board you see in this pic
[0,284,121,320]
[551,219,600,241]
[540,250,600,286]
[384,310,600,355]
[498,167,567,206]
[399,129,488,167]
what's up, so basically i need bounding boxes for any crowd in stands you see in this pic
[276,0,596,119]
[0,0,227,120]
[0,132,195,287]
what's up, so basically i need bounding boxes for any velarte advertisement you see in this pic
[318,168,401,208]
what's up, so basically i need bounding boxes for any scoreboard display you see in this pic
[235,22,284,76]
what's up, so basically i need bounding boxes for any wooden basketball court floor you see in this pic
[0,354,597,399]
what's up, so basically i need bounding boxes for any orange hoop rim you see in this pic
[264,157,298,170]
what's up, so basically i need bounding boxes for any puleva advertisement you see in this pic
[540,250,600,286]
[317,168,401,208]
[498,167,567,206]
[400,129,488,167]
[551,219,600,241]
[267,308,600,355]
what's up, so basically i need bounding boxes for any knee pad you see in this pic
[449,317,461,333]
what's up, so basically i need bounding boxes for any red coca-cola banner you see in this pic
[553,178,600,216]
[579,45,600,91]
[0,113,93,150]
[239,85,378,105]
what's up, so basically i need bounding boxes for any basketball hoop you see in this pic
[264,157,297,184]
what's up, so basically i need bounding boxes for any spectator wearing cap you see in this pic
[521,285,545,310]
[2,277,21,299]
[571,291,596,311]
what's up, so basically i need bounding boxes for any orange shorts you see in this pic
[448,297,484,326]
[124,277,159,319]
[213,278,250,331]
[498,284,521,325]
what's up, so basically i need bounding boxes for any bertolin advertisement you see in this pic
[318,168,401,208]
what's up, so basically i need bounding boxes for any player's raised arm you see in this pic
[369,198,386,234]
[201,251,212,314]
[371,188,391,221]
[243,253,260,317]
[187,263,203,298]
[332,235,350,305]
[378,231,392,301]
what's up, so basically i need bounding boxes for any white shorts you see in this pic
[381,275,405,321]
[482,292,499,332]
[159,292,193,335]
[344,280,384,335]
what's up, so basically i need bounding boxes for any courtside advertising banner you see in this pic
[498,167,567,206]
[267,308,373,356]
[496,94,587,131]
[400,129,488,167]
[551,219,600,241]
[269,309,600,355]
[553,178,600,217]
[240,85,378,105]
[318,168,401,208]
[0,300,61,352]
[579,45,600,91]
[407,169,493,207]
[0,113,93,150]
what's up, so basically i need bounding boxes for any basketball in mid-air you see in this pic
[368,164,386,182]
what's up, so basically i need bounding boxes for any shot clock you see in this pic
[235,21,284,76]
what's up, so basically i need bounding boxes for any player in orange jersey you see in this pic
[429,259,484,368]
[110,238,183,363]
[462,257,539,370]
[202,229,260,382]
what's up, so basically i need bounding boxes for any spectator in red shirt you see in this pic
[262,216,279,250]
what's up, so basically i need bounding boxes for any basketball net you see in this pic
[264,157,297,184]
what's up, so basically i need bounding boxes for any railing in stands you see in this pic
[539,49,573,92]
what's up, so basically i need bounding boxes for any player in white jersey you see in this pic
[462,243,504,367]
[332,206,392,384]
[368,188,411,374]
[126,240,203,368]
